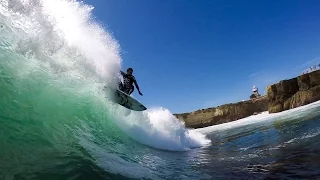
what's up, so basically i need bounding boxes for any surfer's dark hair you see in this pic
[127,68,133,72]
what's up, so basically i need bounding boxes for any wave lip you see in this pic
[1,0,121,87]
[1,0,211,152]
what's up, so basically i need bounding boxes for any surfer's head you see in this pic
[127,68,133,75]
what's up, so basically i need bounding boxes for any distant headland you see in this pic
[174,69,320,129]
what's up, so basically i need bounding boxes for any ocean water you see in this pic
[1,1,320,180]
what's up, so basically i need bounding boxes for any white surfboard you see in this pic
[105,86,147,111]
[114,89,147,111]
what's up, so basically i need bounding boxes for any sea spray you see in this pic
[0,0,121,88]
[112,106,211,151]
[1,1,320,179]
[0,0,210,153]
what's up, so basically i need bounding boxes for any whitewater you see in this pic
[0,0,210,150]
[1,0,320,179]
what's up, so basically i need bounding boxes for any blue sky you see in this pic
[84,0,320,113]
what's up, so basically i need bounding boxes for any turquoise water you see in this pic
[1,1,320,179]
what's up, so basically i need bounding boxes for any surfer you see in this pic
[119,68,143,96]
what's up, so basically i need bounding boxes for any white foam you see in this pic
[1,0,121,87]
[111,106,211,151]
[1,0,211,151]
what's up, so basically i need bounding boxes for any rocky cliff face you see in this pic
[267,70,320,113]
[174,70,320,129]
[174,96,268,129]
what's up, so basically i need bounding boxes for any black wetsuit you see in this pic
[119,72,137,95]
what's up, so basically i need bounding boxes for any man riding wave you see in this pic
[119,68,143,96]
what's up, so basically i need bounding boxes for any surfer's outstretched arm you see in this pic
[133,79,143,96]
[120,71,125,76]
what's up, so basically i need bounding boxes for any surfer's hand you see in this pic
[139,91,143,96]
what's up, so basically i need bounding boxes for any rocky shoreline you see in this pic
[268,69,320,113]
[174,70,320,128]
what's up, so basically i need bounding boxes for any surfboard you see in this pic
[105,86,147,111]
[113,89,147,111]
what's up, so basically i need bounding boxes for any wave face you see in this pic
[0,0,210,179]
[4,1,320,180]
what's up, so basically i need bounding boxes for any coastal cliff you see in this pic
[267,70,320,113]
[174,96,268,128]
[174,70,320,129]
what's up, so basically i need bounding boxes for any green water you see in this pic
[0,48,158,179]
[0,2,210,179]
[2,1,320,180]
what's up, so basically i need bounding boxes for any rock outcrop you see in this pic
[267,70,320,113]
[250,93,261,99]
[174,70,320,129]
[174,96,268,129]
